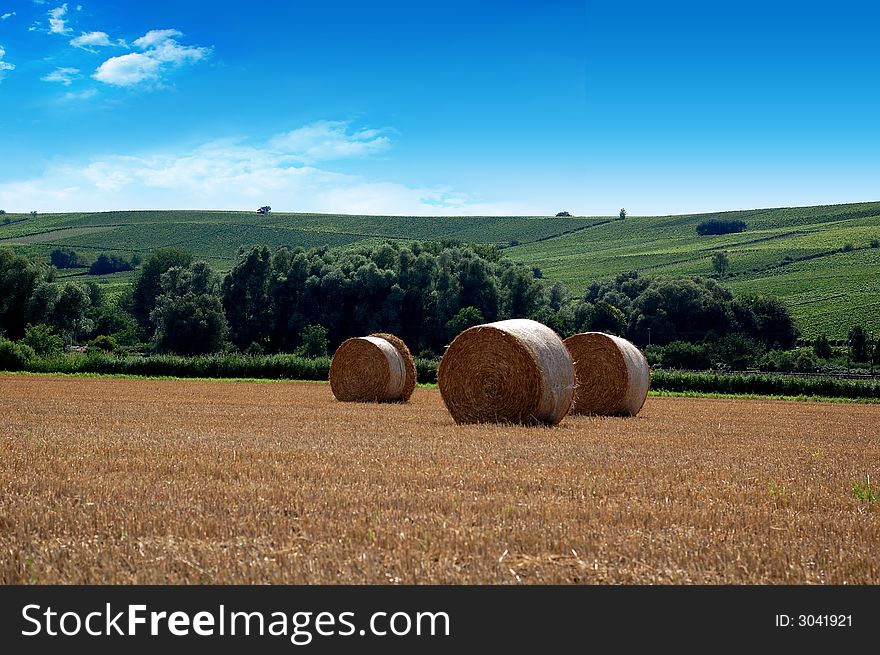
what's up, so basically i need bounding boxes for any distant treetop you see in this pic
[556,211,573,217]
[256,206,272,214]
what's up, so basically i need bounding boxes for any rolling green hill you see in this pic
[1,202,878,339]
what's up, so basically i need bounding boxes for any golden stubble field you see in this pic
[1,375,878,584]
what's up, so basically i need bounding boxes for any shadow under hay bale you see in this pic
[329,334,414,402]
[438,318,574,425]
[564,332,651,416]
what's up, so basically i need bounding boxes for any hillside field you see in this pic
[1,375,878,584]
[1,202,878,338]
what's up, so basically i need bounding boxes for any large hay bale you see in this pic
[437,318,574,425]
[329,335,408,402]
[563,332,651,416]
[369,332,417,402]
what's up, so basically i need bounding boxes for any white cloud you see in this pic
[1,12,15,20]
[48,3,71,35]
[41,66,79,85]
[270,121,393,163]
[131,29,181,49]
[0,127,533,215]
[69,30,114,51]
[93,52,162,86]
[60,88,97,101]
[0,46,14,82]
[93,28,209,87]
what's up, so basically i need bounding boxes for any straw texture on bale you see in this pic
[329,335,407,402]
[437,319,574,425]
[369,332,417,402]
[564,332,651,416]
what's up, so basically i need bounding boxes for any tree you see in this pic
[151,262,227,355]
[50,248,86,269]
[54,282,93,342]
[556,211,572,217]
[295,324,329,358]
[21,324,64,356]
[257,206,272,214]
[711,251,730,278]
[848,325,868,362]
[750,296,798,349]
[587,301,626,335]
[619,208,627,220]
[89,253,133,275]
[813,334,832,359]
[131,248,193,330]
[0,248,46,340]
[222,246,272,350]
[445,306,485,340]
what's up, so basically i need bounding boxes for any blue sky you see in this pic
[0,1,878,216]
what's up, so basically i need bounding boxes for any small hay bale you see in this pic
[369,332,417,402]
[563,332,651,416]
[329,335,408,402]
[437,318,574,425]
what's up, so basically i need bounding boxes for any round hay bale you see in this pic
[437,318,574,425]
[369,332,417,402]
[563,332,651,416]
[330,336,407,402]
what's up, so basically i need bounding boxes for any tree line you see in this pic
[3,240,874,373]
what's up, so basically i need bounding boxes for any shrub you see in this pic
[87,335,119,353]
[653,341,711,369]
[871,238,879,249]
[21,324,64,356]
[842,242,855,252]
[0,339,35,370]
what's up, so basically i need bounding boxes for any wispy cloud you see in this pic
[0,126,530,215]
[41,66,79,85]
[93,28,210,87]
[70,30,118,51]
[0,46,14,82]
[60,88,96,101]
[1,11,15,20]
[47,3,71,35]
[270,121,393,163]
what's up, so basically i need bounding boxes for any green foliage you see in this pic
[89,253,134,275]
[842,242,855,252]
[650,370,880,399]
[295,324,329,358]
[0,338,35,370]
[648,341,711,370]
[813,334,832,359]
[222,246,272,350]
[21,324,63,356]
[849,325,868,362]
[50,248,86,269]
[151,261,227,356]
[708,333,765,370]
[759,348,818,373]
[446,306,485,340]
[0,248,47,340]
[696,219,747,236]
[91,304,139,346]
[711,251,729,277]
[587,301,626,335]
[131,248,194,329]
[87,335,119,353]
[852,477,877,505]
[871,238,879,249]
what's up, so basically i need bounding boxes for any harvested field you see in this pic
[1,375,878,584]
